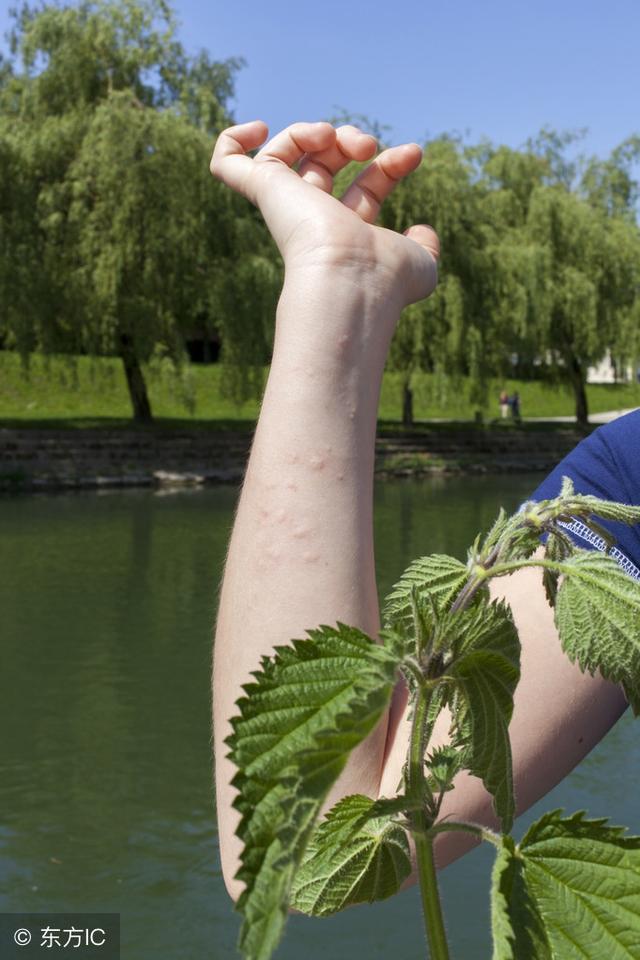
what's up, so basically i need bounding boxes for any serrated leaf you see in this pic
[542,565,559,607]
[289,794,411,916]
[492,810,640,959]
[348,793,419,833]
[225,624,400,960]
[582,516,617,549]
[426,744,467,794]
[475,507,510,555]
[447,600,520,831]
[474,507,541,566]
[563,493,640,527]
[554,550,640,712]
[543,530,573,606]
[491,838,551,960]
[382,554,471,636]
[560,475,575,498]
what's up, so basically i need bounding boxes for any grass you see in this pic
[1,351,639,428]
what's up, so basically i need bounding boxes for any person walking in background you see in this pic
[499,389,509,419]
[510,390,521,422]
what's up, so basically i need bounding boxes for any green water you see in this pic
[0,477,637,959]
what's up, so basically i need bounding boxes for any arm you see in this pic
[210,120,439,901]
[210,119,629,904]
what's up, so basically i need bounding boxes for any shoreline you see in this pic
[0,424,587,492]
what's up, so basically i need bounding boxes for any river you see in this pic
[0,476,637,958]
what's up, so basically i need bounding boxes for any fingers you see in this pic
[340,143,423,223]
[209,120,269,201]
[298,125,377,192]
[210,120,337,203]
[254,121,336,167]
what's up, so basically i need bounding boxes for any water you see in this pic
[0,477,637,959]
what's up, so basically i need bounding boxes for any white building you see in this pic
[587,352,636,384]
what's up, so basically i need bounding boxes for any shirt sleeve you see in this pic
[525,409,640,581]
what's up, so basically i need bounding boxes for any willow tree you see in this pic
[470,136,640,426]
[472,144,552,383]
[0,0,244,421]
[380,137,487,423]
[580,136,640,222]
[0,116,47,355]
[65,91,237,420]
[519,183,640,426]
[381,138,557,424]
[0,51,74,358]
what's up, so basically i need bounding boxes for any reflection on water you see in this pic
[0,478,637,959]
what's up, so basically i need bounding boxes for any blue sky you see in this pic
[2,0,639,161]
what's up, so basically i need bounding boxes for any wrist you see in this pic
[274,265,403,377]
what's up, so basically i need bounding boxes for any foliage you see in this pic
[225,479,640,959]
[383,138,483,420]
[380,131,640,425]
[492,810,640,959]
[225,624,400,960]
[0,0,278,420]
[289,793,412,915]
[2,9,640,423]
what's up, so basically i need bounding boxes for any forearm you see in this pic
[212,270,398,899]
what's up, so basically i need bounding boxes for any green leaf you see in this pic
[554,550,640,712]
[560,475,575,498]
[426,744,467,795]
[290,794,411,916]
[382,554,471,635]
[491,810,640,959]
[473,506,541,566]
[474,507,511,556]
[447,600,520,831]
[542,529,573,606]
[225,623,400,960]
[344,793,420,834]
[491,837,551,960]
[562,492,640,527]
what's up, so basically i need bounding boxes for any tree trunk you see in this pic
[569,357,589,427]
[120,334,152,423]
[402,381,414,426]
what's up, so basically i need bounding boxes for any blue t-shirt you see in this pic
[527,409,640,581]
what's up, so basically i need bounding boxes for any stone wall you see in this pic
[0,428,252,490]
[0,425,587,491]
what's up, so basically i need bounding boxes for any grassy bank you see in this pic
[1,351,639,426]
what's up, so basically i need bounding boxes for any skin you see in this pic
[210,120,628,904]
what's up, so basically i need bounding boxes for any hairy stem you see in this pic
[449,574,484,614]
[485,557,566,578]
[429,820,502,848]
[452,556,566,615]
[407,685,450,960]
[414,828,450,960]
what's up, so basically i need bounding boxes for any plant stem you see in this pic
[414,824,451,960]
[486,557,566,578]
[449,574,483,614]
[429,820,502,848]
[407,685,450,960]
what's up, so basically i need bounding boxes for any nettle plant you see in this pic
[225,479,640,960]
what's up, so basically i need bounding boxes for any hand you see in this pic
[210,120,439,308]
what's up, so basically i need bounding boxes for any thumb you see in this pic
[402,224,440,303]
[404,223,440,261]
